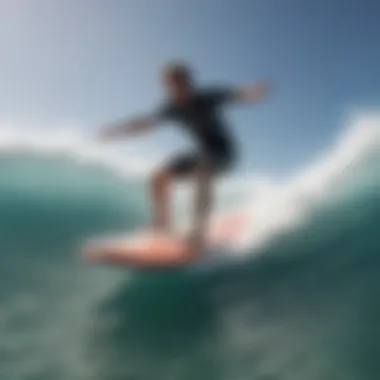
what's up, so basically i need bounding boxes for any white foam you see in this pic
[222,111,380,252]
[0,123,160,177]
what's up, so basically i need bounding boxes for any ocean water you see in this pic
[1,114,380,380]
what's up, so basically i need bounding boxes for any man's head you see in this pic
[161,61,194,102]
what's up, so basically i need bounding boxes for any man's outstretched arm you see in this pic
[97,115,158,142]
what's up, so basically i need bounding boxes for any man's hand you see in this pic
[236,80,272,102]
[97,124,121,142]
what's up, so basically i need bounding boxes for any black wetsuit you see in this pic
[155,87,236,177]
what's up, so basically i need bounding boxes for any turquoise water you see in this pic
[0,143,380,380]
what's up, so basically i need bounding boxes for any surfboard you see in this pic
[82,211,249,269]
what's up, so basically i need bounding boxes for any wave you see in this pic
[1,112,380,380]
[0,112,379,257]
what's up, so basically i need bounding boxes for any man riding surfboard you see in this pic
[99,61,269,256]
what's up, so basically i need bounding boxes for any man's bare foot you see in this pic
[184,230,205,257]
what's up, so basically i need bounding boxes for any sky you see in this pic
[0,0,379,175]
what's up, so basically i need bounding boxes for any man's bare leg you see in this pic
[187,164,213,254]
[150,168,172,234]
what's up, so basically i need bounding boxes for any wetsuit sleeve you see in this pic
[205,87,236,106]
[152,103,176,123]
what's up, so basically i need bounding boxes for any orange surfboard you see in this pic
[82,212,249,269]
[83,233,192,268]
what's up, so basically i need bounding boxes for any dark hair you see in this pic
[162,61,192,83]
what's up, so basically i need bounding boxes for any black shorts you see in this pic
[168,149,234,178]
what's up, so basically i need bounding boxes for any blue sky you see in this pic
[0,0,379,175]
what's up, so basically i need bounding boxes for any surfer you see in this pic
[99,61,269,255]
